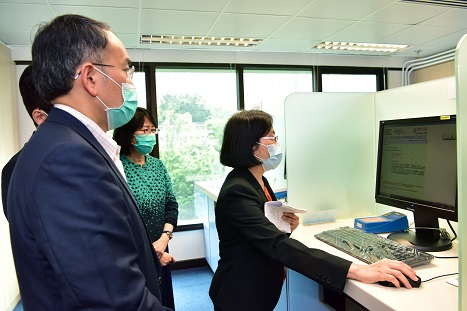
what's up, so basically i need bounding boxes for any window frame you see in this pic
[132,62,387,230]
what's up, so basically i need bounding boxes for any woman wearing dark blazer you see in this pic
[209,110,418,311]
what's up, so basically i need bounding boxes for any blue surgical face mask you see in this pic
[133,133,157,155]
[94,67,138,130]
[255,143,283,171]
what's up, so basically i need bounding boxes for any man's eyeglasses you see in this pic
[74,63,135,80]
[137,128,160,135]
[92,63,135,80]
[260,136,279,143]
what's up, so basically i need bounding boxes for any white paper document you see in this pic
[264,201,307,233]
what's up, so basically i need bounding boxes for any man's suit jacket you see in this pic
[209,168,353,311]
[8,108,170,310]
[2,149,20,219]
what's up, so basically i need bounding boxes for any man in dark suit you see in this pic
[2,64,52,220]
[8,14,171,310]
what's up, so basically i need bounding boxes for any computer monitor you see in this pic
[375,115,457,252]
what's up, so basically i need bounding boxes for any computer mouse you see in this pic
[377,275,421,288]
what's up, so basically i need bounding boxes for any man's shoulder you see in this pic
[2,150,21,175]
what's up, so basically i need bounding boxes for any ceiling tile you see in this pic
[363,2,451,24]
[209,13,289,38]
[0,0,45,3]
[327,22,411,43]
[224,0,311,16]
[396,44,453,57]
[115,33,138,48]
[53,6,139,33]
[256,38,316,52]
[299,0,393,21]
[420,9,467,28]
[384,25,462,45]
[1,0,466,57]
[423,29,467,48]
[271,17,353,41]
[0,31,36,46]
[141,0,228,12]
[0,3,53,32]
[50,0,138,8]
[140,10,218,35]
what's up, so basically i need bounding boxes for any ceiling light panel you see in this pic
[312,41,409,53]
[140,35,262,47]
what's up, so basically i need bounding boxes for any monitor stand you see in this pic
[387,230,452,252]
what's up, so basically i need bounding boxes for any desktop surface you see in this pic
[290,219,458,311]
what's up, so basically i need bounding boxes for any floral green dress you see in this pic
[121,154,178,238]
[121,154,178,309]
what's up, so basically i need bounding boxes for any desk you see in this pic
[290,219,459,311]
[194,181,222,272]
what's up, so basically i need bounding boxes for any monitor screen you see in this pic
[375,115,457,251]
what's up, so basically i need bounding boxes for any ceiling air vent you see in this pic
[400,0,467,8]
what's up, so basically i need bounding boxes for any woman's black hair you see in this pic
[113,107,157,155]
[220,110,273,169]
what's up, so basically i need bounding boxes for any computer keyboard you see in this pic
[314,226,434,267]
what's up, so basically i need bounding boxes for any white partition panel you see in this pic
[455,34,467,311]
[375,77,456,122]
[284,92,376,220]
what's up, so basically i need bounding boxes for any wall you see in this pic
[0,43,20,311]
[11,45,412,66]
[413,60,455,84]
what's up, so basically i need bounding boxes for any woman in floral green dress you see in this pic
[114,107,178,310]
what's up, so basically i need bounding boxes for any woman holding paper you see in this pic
[209,110,418,311]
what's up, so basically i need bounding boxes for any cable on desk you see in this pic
[422,272,458,283]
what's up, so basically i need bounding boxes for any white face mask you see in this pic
[255,143,283,171]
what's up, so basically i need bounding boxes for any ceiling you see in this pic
[1,0,467,58]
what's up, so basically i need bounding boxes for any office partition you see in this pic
[284,92,376,220]
[455,34,467,311]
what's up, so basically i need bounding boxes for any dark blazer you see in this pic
[8,108,170,311]
[209,168,352,311]
[2,149,20,219]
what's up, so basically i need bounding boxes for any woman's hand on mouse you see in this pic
[347,259,417,288]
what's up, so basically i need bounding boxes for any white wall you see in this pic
[170,229,205,261]
[10,45,412,67]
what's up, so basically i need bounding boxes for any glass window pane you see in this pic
[322,74,377,92]
[155,68,237,224]
[243,69,313,192]
[132,71,147,108]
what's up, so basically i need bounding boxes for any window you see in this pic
[322,74,378,92]
[155,68,237,224]
[132,71,148,108]
[243,68,313,191]
[320,67,384,92]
